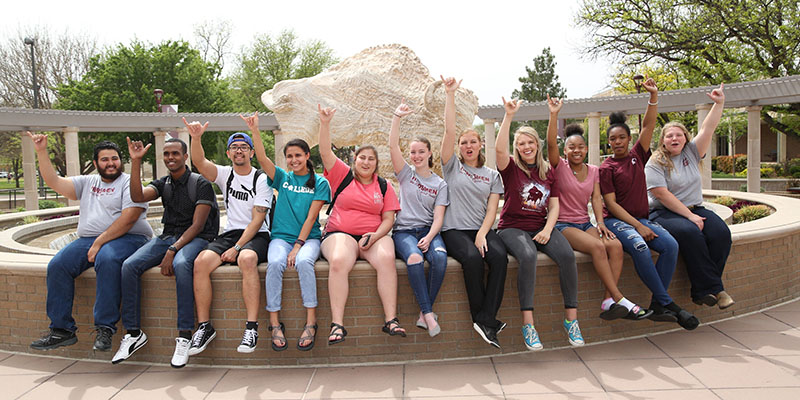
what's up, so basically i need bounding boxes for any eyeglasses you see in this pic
[229,145,252,152]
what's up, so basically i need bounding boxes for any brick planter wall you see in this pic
[1,230,798,367]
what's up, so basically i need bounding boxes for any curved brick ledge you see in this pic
[0,190,798,367]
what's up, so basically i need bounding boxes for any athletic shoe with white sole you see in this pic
[170,337,191,368]
[237,328,258,353]
[111,332,148,364]
[188,323,216,356]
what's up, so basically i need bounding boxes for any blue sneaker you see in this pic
[563,319,585,347]
[521,324,543,351]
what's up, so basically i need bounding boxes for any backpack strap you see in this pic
[224,169,235,209]
[162,176,174,204]
[325,173,388,216]
[326,173,354,215]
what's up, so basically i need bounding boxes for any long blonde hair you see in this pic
[457,129,486,168]
[652,121,694,177]
[513,126,549,180]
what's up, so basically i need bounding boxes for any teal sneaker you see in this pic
[563,319,585,347]
[522,324,543,351]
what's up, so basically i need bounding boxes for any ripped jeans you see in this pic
[393,228,448,314]
[605,218,678,306]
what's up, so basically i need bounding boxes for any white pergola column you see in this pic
[483,119,496,169]
[778,131,787,163]
[177,127,191,169]
[21,132,38,211]
[154,131,167,179]
[746,106,762,193]
[696,104,712,189]
[273,130,285,169]
[588,112,601,166]
[63,126,80,206]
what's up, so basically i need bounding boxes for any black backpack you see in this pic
[326,172,388,216]
[225,168,276,225]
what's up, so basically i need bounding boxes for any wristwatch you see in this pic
[167,245,178,253]
[234,244,242,251]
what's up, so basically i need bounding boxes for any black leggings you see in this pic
[441,229,508,329]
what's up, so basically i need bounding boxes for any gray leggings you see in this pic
[497,227,578,310]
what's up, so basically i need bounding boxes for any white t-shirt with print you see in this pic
[214,165,271,233]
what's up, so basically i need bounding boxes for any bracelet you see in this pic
[393,113,402,118]
[294,239,306,247]
[648,100,659,106]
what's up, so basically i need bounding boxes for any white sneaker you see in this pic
[111,331,148,364]
[237,328,258,353]
[170,337,190,368]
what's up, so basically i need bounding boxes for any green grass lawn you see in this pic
[0,179,25,190]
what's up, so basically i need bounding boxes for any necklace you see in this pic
[571,164,584,176]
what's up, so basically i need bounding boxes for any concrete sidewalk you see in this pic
[2,299,800,399]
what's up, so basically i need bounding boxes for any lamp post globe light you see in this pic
[633,74,645,134]
[154,88,164,112]
[25,37,45,197]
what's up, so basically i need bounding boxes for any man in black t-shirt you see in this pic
[112,137,219,368]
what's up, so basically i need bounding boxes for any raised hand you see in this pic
[547,94,563,114]
[440,75,462,94]
[240,112,259,132]
[318,104,336,123]
[182,117,209,139]
[642,77,658,94]
[25,131,48,152]
[502,96,522,115]
[394,98,413,118]
[126,136,151,160]
[706,83,725,104]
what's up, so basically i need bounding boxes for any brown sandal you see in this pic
[269,322,287,351]
[297,323,317,351]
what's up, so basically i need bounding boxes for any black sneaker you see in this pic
[93,327,113,351]
[30,329,77,350]
[188,323,216,356]
[496,321,508,335]
[473,322,500,349]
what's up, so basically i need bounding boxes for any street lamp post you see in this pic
[23,37,40,109]
[154,89,164,112]
[633,74,644,135]
[25,37,45,198]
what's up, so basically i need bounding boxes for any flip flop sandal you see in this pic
[599,303,629,320]
[676,310,699,331]
[328,323,347,345]
[269,322,288,352]
[382,317,407,337]
[297,323,317,351]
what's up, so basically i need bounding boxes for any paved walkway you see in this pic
[2,300,800,399]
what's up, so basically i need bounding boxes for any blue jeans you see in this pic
[265,238,320,312]
[46,234,149,333]
[120,236,208,331]
[605,217,678,306]
[393,228,448,314]
[555,221,594,232]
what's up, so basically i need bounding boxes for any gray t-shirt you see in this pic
[646,140,704,209]
[441,156,504,231]
[394,163,449,231]
[73,173,153,238]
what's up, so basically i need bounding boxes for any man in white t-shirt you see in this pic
[27,134,152,353]
[183,118,272,355]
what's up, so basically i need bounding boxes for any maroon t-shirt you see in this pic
[498,157,559,232]
[599,140,651,219]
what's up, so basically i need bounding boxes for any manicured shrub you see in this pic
[733,205,771,224]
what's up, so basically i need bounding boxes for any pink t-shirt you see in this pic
[554,158,598,224]
[323,158,401,235]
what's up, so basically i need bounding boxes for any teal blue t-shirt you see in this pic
[268,167,331,242]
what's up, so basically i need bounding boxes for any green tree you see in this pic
[229,29,337,112]
[0,133,22,188]
[56,40,230,173]
[578,0,800,137]
[509,47,567,151]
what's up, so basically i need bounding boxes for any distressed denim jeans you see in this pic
[604,218,678,306]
